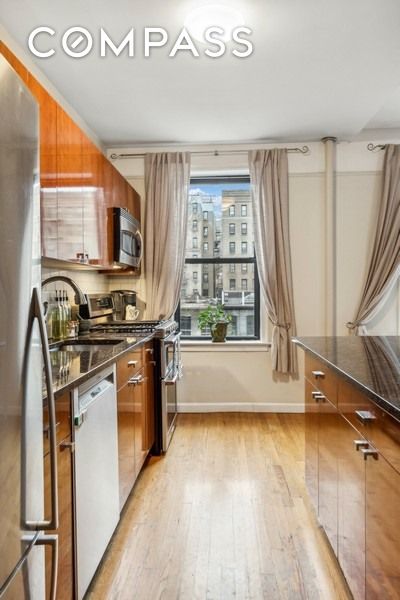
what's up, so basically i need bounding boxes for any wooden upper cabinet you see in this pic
[82,136,105,264]
[56,107,84,262]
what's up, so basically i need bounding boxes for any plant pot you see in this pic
[211,321,228,343]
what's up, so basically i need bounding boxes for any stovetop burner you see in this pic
[90,319,178,338]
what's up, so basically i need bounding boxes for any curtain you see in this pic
[249,149,298,374]
[347,144,400,335]
[144,152,191,320]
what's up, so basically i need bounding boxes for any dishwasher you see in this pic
[73,365,120,600]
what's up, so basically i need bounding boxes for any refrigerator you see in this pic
[0,56,58,599]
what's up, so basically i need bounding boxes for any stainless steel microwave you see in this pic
[113,207,143,268]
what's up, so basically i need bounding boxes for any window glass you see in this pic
[180,178,259,339]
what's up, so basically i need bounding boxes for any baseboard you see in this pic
[177,402,304,413]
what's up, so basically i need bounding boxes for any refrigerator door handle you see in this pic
[24,287,59,531]
[36,534,58,600]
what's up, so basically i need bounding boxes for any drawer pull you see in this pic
[361,447,379,461]
[312,370,325,379]
[127,360,138,367]
[129,375,144,386]
[146,348,154,355]
[354,440,369,451]
[311,391,326,403]
[356,410,376,424]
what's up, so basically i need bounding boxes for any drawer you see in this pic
[338,378,400,474]
[305,353,338,406]
[117,348,143,390]
[43,390,72,456]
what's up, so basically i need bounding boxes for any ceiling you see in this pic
[1,0,400,146]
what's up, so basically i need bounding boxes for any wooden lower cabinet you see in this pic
[337,415,366,600]
[318,395,339,556]
[44,438,75,600]
[304,353,400,600]
[366,452,400,599]
[117,344,156,510]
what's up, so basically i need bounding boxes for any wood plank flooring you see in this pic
[87,413,352,600]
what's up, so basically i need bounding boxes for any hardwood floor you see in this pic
[87,413,352,600]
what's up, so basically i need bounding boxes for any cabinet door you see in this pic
[337,415,366,600]
[28,76,58,259]
[133,367,147,476]
[117,382,136,510]
[318,396,339,555]
[144,344,155,453]
[82,137,104,264]
[44,439,75,600]
[102,155,115,267]
[56,107,84,261]
[366,450,400,599]
[305,378,319,512]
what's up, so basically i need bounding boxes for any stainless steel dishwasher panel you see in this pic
[74,365,120,599]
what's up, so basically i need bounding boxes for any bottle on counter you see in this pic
[52,292,62,341]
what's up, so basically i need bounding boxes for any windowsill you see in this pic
[181,340,271,352]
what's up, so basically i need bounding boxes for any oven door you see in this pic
[161,367,179,451]
[161,331,181,377]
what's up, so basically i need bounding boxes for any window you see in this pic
[193,237,198,249]
[178,176,260,340]
[181,316,192,336]
[192,220,198,231]
[193,271,198,281]
[241,204,247,216]
[192,202,198,214]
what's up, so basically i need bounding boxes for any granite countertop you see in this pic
[44,332,154,400]
[294,336,400,420]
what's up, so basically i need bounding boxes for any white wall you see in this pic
[109,138,400,412]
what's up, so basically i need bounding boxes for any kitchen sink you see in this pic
[50,339,122,352]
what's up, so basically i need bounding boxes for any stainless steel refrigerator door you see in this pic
[0,56,46,598]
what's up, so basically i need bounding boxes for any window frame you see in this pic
[177,175,260,342]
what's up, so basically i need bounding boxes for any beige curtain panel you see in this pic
[347,144,400,335]
[144,152,191,320]
[249,149,298,375]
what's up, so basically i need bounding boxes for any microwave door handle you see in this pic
[136,229,143,267]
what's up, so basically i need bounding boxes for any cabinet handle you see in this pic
[145,348,154,355]
[361,447,379,461]
[312,370,325,379]
[129,374,144,386]
[311,391,326,403]
[353,439,369,451]
[356,410,376,424]
[128,360,138,367]
[60,440,75,453]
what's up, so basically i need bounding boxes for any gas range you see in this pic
[90,319,178,339]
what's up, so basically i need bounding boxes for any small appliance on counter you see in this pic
[110,289,139,321]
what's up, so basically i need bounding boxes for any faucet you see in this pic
[41,276,88,305]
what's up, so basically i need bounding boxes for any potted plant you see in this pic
[198,303,232,342]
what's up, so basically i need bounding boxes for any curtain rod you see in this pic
[367,143,386,152]
[109,145,310,160]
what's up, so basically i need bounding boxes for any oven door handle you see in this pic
[164,371,179,385]
[163,331,181,344]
